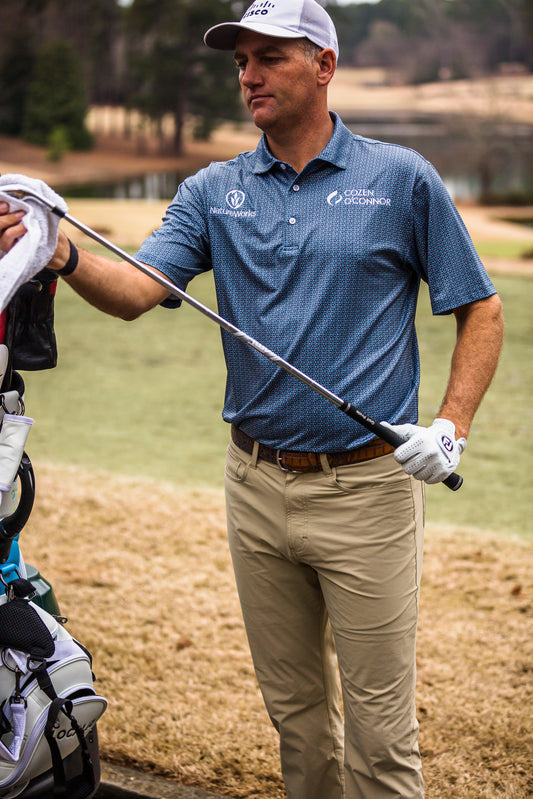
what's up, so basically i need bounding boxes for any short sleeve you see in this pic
[134,171,212,307]
[410,162,496,315]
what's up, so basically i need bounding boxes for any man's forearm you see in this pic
[49,231,169,320]
[438,294,504,439]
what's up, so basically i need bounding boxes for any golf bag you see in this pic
[0,276,107,798]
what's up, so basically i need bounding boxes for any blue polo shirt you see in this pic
[135,113,495,452]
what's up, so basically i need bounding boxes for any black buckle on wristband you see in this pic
[55,239,78,277]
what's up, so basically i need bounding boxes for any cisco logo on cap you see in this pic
[243,1,275,20]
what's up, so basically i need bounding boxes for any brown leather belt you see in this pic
[231,425,394,473]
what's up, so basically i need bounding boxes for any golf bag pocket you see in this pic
[0,416,33,493]
[4,270,58,372]
[0,595,107,798]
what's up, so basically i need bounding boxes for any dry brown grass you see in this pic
[20,463,532,798]
[328,70,533,125]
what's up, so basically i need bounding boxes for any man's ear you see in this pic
[316,48,336,87]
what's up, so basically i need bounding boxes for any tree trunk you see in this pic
[173,98,185,155]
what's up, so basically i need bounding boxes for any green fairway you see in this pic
[474,240,532,259]
[417,275,532,540]
[21,261,532,540]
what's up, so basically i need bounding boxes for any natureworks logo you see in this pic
[327,188,392,207]
[243,1,275,20]
[210,189,257,219]
[226,190,245,210]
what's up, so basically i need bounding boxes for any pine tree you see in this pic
[22,39,93,150]
[126,0,246,155]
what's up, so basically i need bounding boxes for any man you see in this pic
[0,1,503,796]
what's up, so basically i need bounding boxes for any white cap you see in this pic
[204,0,339,58]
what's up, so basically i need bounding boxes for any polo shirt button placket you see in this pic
[288,182,300,227]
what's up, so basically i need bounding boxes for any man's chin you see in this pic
[248,103,278,132]
[251,113,276,134]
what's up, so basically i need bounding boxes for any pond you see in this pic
[61,117,533,204]
[347,116,533,203]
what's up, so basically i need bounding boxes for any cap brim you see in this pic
[204,21,304,50]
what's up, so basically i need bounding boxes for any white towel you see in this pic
[0,174,68,312]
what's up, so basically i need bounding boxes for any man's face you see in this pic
[234,30,320,134]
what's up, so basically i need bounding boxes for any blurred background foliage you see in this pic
[0,0,531,156]
[330,0,532,82]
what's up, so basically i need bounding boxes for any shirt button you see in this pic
[280,164,287,170]
[288,217,296,225]
[292,185,300,192]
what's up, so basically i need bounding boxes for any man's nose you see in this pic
[240,61,262,87]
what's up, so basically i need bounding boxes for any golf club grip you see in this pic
[340,402,463,491]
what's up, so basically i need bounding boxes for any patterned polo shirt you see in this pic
[135,112,496,451]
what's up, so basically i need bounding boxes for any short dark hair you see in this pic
[299,39,322,61]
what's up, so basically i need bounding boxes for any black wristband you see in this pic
[55,239,78,277]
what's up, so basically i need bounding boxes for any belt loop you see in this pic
[250,440,260,469]
[319,453,332,475]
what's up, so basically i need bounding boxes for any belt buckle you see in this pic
[276,450,292,472]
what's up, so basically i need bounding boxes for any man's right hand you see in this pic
[0,201,72,272]
[0,203,27,254]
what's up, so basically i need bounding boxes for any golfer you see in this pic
[0,1,503,796]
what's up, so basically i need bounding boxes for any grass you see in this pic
[22,258,532,540]
[474,240,533,259]
[418,275,533,540]
[23,259,228,487]
[13,215,532,798]
[20,464,533,799]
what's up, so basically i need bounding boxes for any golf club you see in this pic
[1,183,463,490]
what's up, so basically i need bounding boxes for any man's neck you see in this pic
[264,111,334,174]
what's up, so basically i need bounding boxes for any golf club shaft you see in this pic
[64,211,462,491]
[4,188,462,490]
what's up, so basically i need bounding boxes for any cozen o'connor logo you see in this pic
[441,435,454,453]
[327,190,343,206]
[226,190,246,210]
[326,188,392,207]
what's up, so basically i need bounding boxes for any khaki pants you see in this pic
[225,440,425,799]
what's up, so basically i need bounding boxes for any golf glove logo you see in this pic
[441,434,454,453]
[382,418,467,484]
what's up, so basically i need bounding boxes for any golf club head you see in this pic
[0,184,56,210]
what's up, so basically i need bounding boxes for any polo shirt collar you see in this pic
[251,112,351,174]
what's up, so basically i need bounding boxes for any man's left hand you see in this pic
[382,418,466,484]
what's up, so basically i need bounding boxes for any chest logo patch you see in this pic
[327,188,392,207]
[226,190,246,210]
[327,190,343,206]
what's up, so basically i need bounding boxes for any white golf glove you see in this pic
[382,418,466,484]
